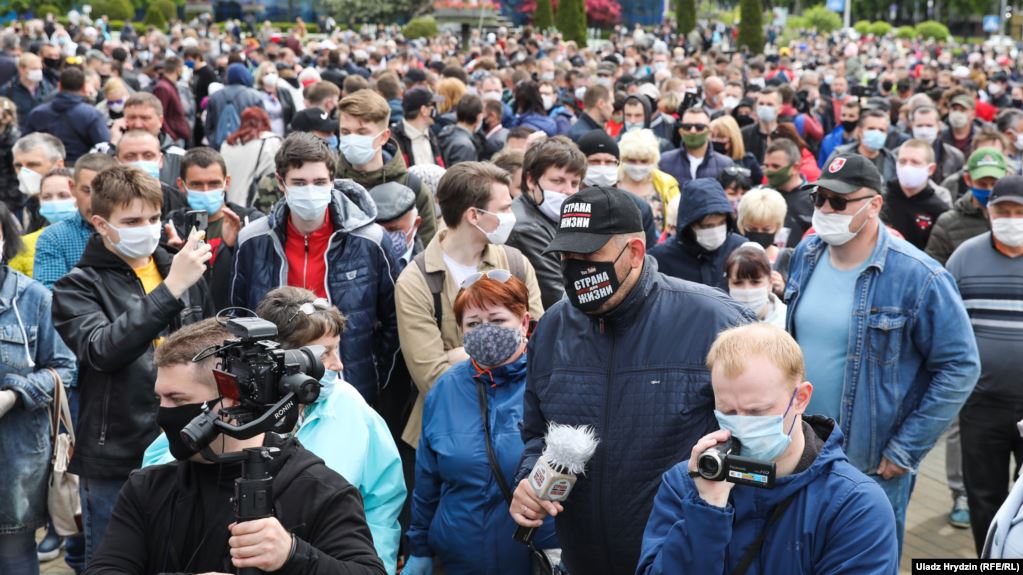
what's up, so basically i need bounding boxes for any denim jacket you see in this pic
[784,225,980,473]
[0,267,76,532]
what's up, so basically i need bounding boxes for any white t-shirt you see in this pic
[687,153,704,180]
[442,252,479,288]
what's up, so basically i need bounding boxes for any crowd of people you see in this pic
[0,9,1021,575]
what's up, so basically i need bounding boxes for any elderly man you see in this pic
[107,92,187,189]
[24,67,109,162]
[10,132,64,231]
[114,130,187,215]
[0,53,53,131]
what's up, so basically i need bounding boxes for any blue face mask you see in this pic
[184,59,196,69]
[624,122,644,132]
[714,388,799,462]
[862,129,888,152]
[131,160,161,180]
[39,199,78,223]
[971,187,992,207]
[324,134,339,151]
[319,369,339,400]
[338,131,381,166]
[186,188,225,214]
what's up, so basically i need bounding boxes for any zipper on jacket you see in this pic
[303,234,310,289]
[99,380,111,445]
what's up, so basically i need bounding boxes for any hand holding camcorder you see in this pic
[688,429,777,508]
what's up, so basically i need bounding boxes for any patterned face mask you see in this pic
[463,322,523,368]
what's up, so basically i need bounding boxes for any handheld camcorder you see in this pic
[696,438,776,489]
[181,317,325,453]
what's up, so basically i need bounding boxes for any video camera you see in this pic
[181,317,325,453]
[696,438,777,489]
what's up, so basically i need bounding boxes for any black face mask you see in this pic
[561,243,629,313]
[712,141,729,155]
[841,120,858,133]
[1013,99,1023,109]
[43,57,60,70]
[745,231,776,248]
[157,401,208,460]
[735,114,755,129]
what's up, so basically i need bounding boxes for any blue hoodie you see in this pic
[637,417,899,575]
[648,178,746,291]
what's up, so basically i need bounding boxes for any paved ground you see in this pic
[39,433,977,574]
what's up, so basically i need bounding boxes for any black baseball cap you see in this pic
[290,107,337,134]
[543,186,643,255]
[402,88,443,116]
[990,175,1023,206]
[805,154,884,196]
[404,68,427,85]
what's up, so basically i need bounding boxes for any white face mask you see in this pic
[262,73,279,88]
[756,105,778,124]
[27,68,43,83]
[623,162,654,182]
[730,286,770,315]
[538,187,569,222]
[584,165,618,188]
[542,94,556,111]
[992,217,1023,247]
[286,184,333,221]
[912,125,938,145]
[1015,133,1023,152]
[474,208,516,245]
[18,167,43,197]
[482,90,502,102]
[811,200,872,246]
[723,96,740,110]
[949,111,970,130]
[896,164,931,190]
[105,221,161,259]
[695,224,727,251]
[990,83,1004,97]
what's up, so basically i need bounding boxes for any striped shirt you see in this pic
[33,212,93,290]
[946,232,1023,399]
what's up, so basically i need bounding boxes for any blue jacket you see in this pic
[231,180,400,404]
[548,105,574,136]
[24,91,110,162]
[637,417,899,575]
[658,147,734,186]
[0,77,54,131]
[566,111,603,143]
[0,267,76,532]
[648,178,747,291]
[410,355,557,574]
[511,111,558,136]
[785,226,981,473]
[818,126,849,168]
[516,258,753,575]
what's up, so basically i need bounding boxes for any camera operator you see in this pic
[84,318,386,575]
[636,324,898,574]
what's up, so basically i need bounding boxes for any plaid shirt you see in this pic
[33,212,93,290]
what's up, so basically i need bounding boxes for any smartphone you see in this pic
[184,210,208,245]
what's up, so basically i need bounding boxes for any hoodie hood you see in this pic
[624,94,653,127]
[226,63,253,87]
[52,91,87,113]
[675,177,735,233]
[335,139,410,190]
[956,188,984,216]
[268,178,377,235]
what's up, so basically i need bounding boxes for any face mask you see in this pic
[287,184,333,220]
[542,94,556,111]
[482,90,502,102]
[723,96,740,110]
[324,134,339,151]
[710,141,729,155]
[17,167,43,196]
[39,199,78,223]
[339,131,381,166]
[833,91,846,100]
[949,111,970,130]
[623,162,653,182]
[765,165,792,188]
[749,77,765,89]
[896,164,930,190]
[584,165,618,188]
[186,188,225,214]
[184,59,196,70]
[653,61,668,73]
[824,74,835,84]
[745,230,776,248]
[573,86,587,101]
[694,224,727,251]
[1013,99,1023,109]
[992,217,1023,247]
[811,199,872,246]
[756,105,777,124]
[596,77,612,88]
[108,99,125,113]
[27,69,43,83]
[538,186,569,222]
[862,129,887,151]
[972,187,992,207]
[714,388,798,462]
[157,401,208,460]
[262,73,279,88]
[131,161,161,180]
[990,83,1004,97]
[464,322,523,368]
[319,369,339,399]
[730,285,770,313]
[473,208,516,245]
[624,121,644,133]
[1015,133,1023,152]
[838,119,857,133]
[912,125,938,144]
[105,221,161,259]
[561,243,628,313]
[43,57,60,70]
[682,131,709,150]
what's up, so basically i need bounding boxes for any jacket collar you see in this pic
[471,353,528,388]
[804,223,891,274]
[423,228,504,274]
[600,255,657,327]
[0,266,22,310]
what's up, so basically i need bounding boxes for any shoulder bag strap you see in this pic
[245,137,269,207]
[730,492,800,575]
[414,252,445,330]
[476,379,515,504]
[502,245,528,284]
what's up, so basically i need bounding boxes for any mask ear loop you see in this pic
[781,387,800,436]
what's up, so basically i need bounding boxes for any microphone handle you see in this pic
[514,524,536,545]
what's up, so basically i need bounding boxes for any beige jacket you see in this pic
[395,229,544,447]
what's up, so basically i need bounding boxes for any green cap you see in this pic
[967,147,1008,181]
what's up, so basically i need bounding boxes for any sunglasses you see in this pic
[286,298,331,323]
[680,123,708,132]
[460,269,512,289]
[723,166,751,178]
[808,190,876,211]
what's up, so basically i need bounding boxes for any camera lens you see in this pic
[697,452,722,479]
[282,347,325,381]
[181,410,218,452]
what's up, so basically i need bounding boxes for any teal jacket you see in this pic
[142,380,406,574]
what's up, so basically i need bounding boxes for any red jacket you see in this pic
[152,77,191,144]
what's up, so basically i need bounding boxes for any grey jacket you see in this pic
[507,191,562,309]
[924,190,989,265]
[438,124,480,166]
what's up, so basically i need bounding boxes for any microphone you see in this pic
[514,423,599,545]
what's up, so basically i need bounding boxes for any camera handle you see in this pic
[234,446,278,575]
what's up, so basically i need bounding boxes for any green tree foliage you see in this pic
[895,25,916,39]
[37,3,61,16]
[92,0,134,21]
[535,0,554,30]
[853,20,871,35]
[676,0,695,35]
[915,20,950,40]
[143,4,168,27]
[322,0,429,27]
[152,0,177,20]
[554,0,572,37]
[402,15,438,39]
[868,21,891,36]
[801,4,842,33]
[737,0,764,54]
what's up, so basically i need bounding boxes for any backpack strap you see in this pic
[413,251,445,330]
[502,245,528,283]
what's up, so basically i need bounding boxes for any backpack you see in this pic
[412,246,528,330]
[212,99,241,150]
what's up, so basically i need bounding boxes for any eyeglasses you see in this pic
[460,269,512,289]
[286,298,331,323]
[680,123,708,132]
[808,190,876,211]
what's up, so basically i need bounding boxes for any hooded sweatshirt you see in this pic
[24,91,110,161]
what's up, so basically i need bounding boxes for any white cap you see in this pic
[637,83,660,102]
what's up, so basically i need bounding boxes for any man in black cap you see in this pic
[391,87,444,168]
[785,153,980,553]
[510,185,752,575]
[369,181,421,274]
[577,128,658,245]
[290,106,339,144]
